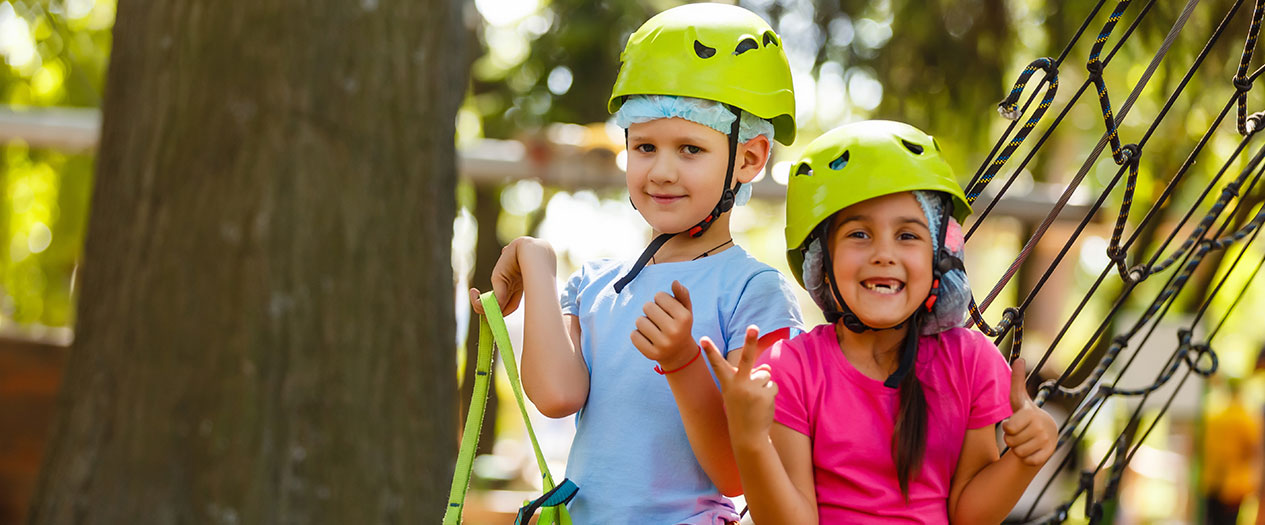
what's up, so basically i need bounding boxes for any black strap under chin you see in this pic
[613,233,673,293]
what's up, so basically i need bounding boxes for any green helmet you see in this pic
[608,3,796,145]
[784,121,971,287]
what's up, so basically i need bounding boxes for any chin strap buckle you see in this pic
[688,214,715,238]
[924,279,941,311]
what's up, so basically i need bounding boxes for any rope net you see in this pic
[961,0,1265,521]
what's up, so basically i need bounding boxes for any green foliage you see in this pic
[471,0,657,138]
[0,0,114,327]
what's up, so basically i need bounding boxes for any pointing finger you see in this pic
[701,337,733,388]
[737,325,760,374]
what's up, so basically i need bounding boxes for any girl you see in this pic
[703,121,1058,524]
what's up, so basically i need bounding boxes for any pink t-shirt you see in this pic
[756,324,1013,524]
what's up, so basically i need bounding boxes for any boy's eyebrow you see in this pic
[626,133,713,145]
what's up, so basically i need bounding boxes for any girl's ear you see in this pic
[735,134,772,184]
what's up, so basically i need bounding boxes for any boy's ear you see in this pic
[735,134,772,184]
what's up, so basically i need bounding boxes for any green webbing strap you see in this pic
[443,292,574,525]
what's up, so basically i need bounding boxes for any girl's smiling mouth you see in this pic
[861,278,905,295]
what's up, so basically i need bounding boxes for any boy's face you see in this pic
[625,117,734,233]
[826,192,934,329]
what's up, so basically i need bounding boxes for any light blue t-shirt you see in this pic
[559,246,803,525]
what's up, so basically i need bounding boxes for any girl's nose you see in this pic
[870,239,898,266]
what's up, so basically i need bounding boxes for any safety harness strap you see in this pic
[443,292,575,525]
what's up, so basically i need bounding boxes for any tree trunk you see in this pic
[28,0,469,522]
[461,183,501,457]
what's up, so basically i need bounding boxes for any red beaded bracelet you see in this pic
[654,347,702,375]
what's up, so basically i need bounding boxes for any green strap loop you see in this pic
[443,292,574,525]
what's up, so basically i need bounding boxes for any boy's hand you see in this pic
[630,280,698,370]
[702,326,776,449]
[470,237,556,316]
[1002,358,1058,466]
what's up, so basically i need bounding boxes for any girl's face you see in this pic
[827,192,934,329]
[625,118,732,233]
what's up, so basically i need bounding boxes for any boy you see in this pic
[471,4,801,523]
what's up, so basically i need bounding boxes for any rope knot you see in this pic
[1106,245,1127,263]
[1086,60,1105,80]
[1223,181,1242,198]
[1185,343,1219,376]
[999,307,1021,332]
[1119,143,1140,164]
[1247,111,1265,135]
[1125,264,1150,284]
[1234,75,1254,93]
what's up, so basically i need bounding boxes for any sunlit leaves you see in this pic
[0,0,115,327]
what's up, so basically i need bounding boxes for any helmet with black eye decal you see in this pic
[608,3,796,145]
[784,121,970,288]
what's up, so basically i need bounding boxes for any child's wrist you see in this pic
[654,345,701,374]
[519,241,557,274]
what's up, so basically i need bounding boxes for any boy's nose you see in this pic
[647,157,677,185]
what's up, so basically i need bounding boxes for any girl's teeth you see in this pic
[863,282,903,294]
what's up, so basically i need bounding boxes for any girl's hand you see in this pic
[469,237,556,316]
[702,326,777,449]
[630,280,698,371]
[1003,358,1058,466]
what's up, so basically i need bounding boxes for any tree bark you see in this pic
[29,0,469,522]
[460,183,501,457]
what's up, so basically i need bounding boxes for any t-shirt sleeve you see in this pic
[757,339,812,437]
[966,331,1014,429]
[725,270,805,353]
[559,267,584,316]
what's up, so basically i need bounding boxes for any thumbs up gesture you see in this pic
[1001,359,1058,466]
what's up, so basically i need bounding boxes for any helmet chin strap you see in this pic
[613,105,744,293]
[821,195,959,388]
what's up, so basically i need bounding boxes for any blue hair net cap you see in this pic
[913,190,970,334]
[614,95,775,143]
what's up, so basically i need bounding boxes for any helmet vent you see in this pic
[694,40,717,59]
[763,31,779,47]
[795,162,814,177]
[829,151,849,170]
[901,139,925,155]
[734,38,759,55]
